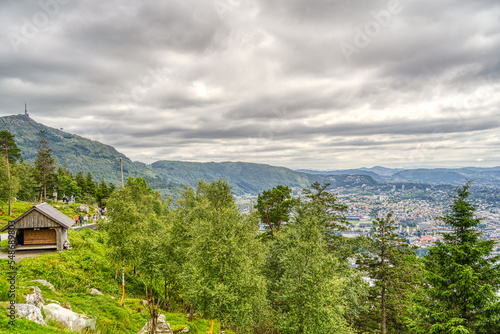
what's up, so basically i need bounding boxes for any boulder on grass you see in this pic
[14,304,46,326]
[75,205,89,214]
[43,303,95,331]
[138,314,173,334]
[25,286,44,310]
[89,288,103,296]
[30,279,56,292]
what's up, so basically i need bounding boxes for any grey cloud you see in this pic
[1,0,499,169]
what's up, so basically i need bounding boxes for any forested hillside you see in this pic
[0,115,153,185]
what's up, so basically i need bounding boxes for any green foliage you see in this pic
[264,211,353,334]
[255,185,297,237]
[16,229,142,295]
[15,162,38,202]
[301,182,348,233]
[182,179,267,331]
[411,182,500,333]
[55,167,80,199]
[34,130,57,200]
[95,179,113,208]
[0,201,33,230]
[0,130,22,214]
[355,214,422,334]
[0,130,22,164]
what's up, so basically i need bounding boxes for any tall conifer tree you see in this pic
[412,182,500,333]
[34,130,56,201]
[356,213,422,334]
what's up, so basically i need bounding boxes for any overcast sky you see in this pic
[1,0,499,170]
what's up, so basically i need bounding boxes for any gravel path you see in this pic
[0,249,59,262]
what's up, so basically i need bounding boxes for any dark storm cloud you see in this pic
[1,0,499,169]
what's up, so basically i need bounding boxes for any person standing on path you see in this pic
[78,214,83,227]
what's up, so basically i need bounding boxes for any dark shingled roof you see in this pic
[0,202,75,232]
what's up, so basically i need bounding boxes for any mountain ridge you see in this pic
[0,115,335,195]
[2,114,499,194]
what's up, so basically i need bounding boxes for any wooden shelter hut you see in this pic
[0,202,75,251]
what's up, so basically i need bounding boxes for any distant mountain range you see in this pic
[1,114,499,196]
[297,166,500,187]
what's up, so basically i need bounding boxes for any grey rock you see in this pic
[89,288,103,296]
[138,314,173,334]
[176,327,190,333]
[75,205,89,214]
[43,303,96,331]
[25,286,44,310]
[46,299,60,304]
[30,279,56,292]
[14,304,46,326]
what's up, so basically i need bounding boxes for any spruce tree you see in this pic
[412,182,500,333]
[356,213,422,334]
[34,130,56,201]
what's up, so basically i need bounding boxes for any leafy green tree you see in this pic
[356,214,422,334]
[0,130,22,215]
[55,167,80,199]
[153,208,182,311]
[299,182,369,329]
[133,188,168,333]
[255,185,297,237]
[264,210,353,334]
[101,177,163,306]
[182,179,266,332]
[15,162,37,202]
[34,130,56,201]
[411,182,500,333]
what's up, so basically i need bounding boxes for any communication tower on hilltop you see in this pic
[25,102,29,117]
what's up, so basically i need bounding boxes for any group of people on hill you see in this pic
[73,207,106,227]
[62,193,76,204]
[74,213,99,226]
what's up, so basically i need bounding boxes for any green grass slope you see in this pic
[0,229,231,333]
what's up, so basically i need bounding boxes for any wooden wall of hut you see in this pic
[15,211,60,229]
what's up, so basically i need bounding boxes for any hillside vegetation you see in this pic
[0,228,230,334]
[0,115,154,185]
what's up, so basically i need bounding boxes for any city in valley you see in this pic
[237,182,500,256]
